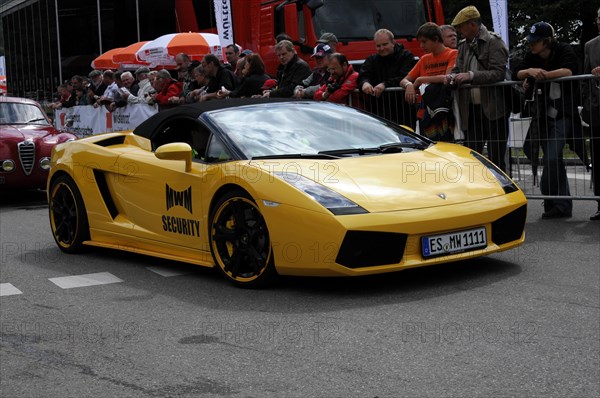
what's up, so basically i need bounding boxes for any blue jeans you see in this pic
[540,117,572,214]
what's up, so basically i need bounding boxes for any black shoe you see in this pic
[542,207,572,219]
[590,210,600,221]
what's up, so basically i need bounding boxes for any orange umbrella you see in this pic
[112,41,150,69]
[91,47,123,70]
[0,76,6,95]
[136,33,223,67]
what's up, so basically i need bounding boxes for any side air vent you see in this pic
[92,170,119,219]
[95,136,126,147]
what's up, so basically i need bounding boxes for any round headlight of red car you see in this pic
[1,160,16,172]
[39,157,51,170]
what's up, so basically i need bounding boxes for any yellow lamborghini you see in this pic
[48,99,527,287]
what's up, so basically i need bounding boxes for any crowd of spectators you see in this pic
[49,33,360,113]
[48,4,600,220]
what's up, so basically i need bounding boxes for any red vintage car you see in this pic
[1,96,77,189]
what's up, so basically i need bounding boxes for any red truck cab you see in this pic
[175,0,445,75]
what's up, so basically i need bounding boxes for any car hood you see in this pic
[254,148,508,212]
[0,124,57,141]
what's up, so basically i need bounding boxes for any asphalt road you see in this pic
[1,191,598,398]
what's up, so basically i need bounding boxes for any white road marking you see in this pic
[0,283,23,296]
[145,266,191,277]
[49,272,123,289]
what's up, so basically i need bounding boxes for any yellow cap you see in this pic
[451,6,481,26]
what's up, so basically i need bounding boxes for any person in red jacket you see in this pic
[314,53,358,104]
[150,69,183,110]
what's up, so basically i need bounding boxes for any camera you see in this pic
[326,83,341,94]
[448,74,456,88]
[145,89,157,105]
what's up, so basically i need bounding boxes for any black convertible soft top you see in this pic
[133,98,300,139]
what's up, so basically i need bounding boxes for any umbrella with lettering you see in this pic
[112,41,150,69]
[91,47,123,70]
[135,32,223,68]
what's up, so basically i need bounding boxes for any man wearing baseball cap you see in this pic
[124,66,153,104]
[294,43,333,99]
[513,21,580,219]
[86,70,107,104]
[316,32,338,48]
[446,5,510,172]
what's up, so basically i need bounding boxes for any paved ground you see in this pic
[1,190,598,397]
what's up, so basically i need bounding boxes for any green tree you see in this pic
[443,0,598,50]
[507,0,597,49]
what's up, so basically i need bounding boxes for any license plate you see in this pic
[422,227,487,258]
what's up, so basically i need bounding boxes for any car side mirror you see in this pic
[155,142,192,172]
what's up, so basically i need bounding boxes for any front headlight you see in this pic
[39,157,51,170]
[1,160,15,172]
[274,172,367,215]
[471,151,518,194]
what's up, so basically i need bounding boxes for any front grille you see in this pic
[18,140,35,175]
[336,231,408,268]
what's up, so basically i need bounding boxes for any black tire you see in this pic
[209,189,276,288]
[49,174,90,253]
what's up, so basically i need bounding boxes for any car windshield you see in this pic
[206,102,427,158]
[0,102,50,125]
[312,0,426,40]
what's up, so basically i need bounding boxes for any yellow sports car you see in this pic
[48,99,527,287]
